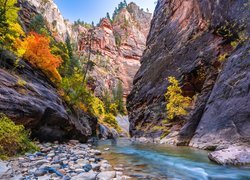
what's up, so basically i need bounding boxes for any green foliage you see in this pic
[218,53,228,62]
[114,31,122,47]
[106,12,112,22]
[103,113,121,132]
[103,89,119,116]
[73,19,92,29]
[0,114,38,159]
[165,76,192,120]
[113,80,125,114]
[29,14,49,36]
[16,77,27,87]
[61,73,105,117]
[160,130,170,139]
[112,0,128,20]
[0,0,24,51]
[152,126,165,132]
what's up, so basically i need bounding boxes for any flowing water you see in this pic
[95,139,250,180]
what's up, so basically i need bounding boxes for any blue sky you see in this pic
[54,0,156,24]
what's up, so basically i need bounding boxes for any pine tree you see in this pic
[123,0,127,7]
[106,12,111,22]
[113,80,124,114]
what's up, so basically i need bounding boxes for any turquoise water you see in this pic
[95,139,250,180]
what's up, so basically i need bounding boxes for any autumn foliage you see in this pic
[165,76,192,120]
[16,32,62,82]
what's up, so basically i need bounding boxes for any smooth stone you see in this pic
[50,164,61,169]
[94,150,102,155]
[79,144,88,149]
[34,169,47,177]
[97,171,116,180]
[37,175,51,180]
[104,148,110,151]
[75,168,84,173]
[114,167,124,171]
[58,169,66,175]
[91,163,101,171]
[35,160,50,166]
[89,158,95,162]
[71,171,97,180]
[83,164,92,172]
[47,153,55,157]
[69,140,79,144]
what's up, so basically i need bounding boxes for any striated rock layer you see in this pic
[77,3,152,96]
[0,50,97,142]
[127,0,250,164]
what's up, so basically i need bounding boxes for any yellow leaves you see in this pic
[78,102,88,112]
[0,0,25,51]
[165,76,192,120]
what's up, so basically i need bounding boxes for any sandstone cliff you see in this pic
[76,3,152,96]
[0,50,97,142]
[127,0,250,164]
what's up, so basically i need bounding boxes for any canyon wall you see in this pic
[0,50,97,142]
[127,0,250,154]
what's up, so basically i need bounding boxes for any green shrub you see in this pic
[0,114,38,159]
[103,113,121,132]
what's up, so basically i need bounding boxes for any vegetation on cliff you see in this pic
[0,114,38,160]
[165,77,192,120]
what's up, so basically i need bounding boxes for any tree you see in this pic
[123,0,127,7]
[83,24,95,83]
[165,77,192,120]
[106,12,111,22]
[29,14,49,36]
[0,0,24,51]
[15,32,62,82]
[112,80,124,114]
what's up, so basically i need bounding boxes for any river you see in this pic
[95,139,250,180]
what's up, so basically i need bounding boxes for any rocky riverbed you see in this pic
[0,140,130,180]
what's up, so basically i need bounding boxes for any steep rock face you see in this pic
[77,3,152,96]
[127,0,249,154]
[0,50,97,142]
[24,0,73,41]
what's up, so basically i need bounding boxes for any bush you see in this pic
[103,113,121,132]
[165,76,192,120]
[15,32,62,82]
[0,114,38,159]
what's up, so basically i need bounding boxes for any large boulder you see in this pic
[0,50,97,142]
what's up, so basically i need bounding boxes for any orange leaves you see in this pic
[16,32,62,82]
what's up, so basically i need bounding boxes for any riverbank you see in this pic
[0,140,130,180]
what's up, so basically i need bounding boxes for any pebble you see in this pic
[1,141,131,179]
